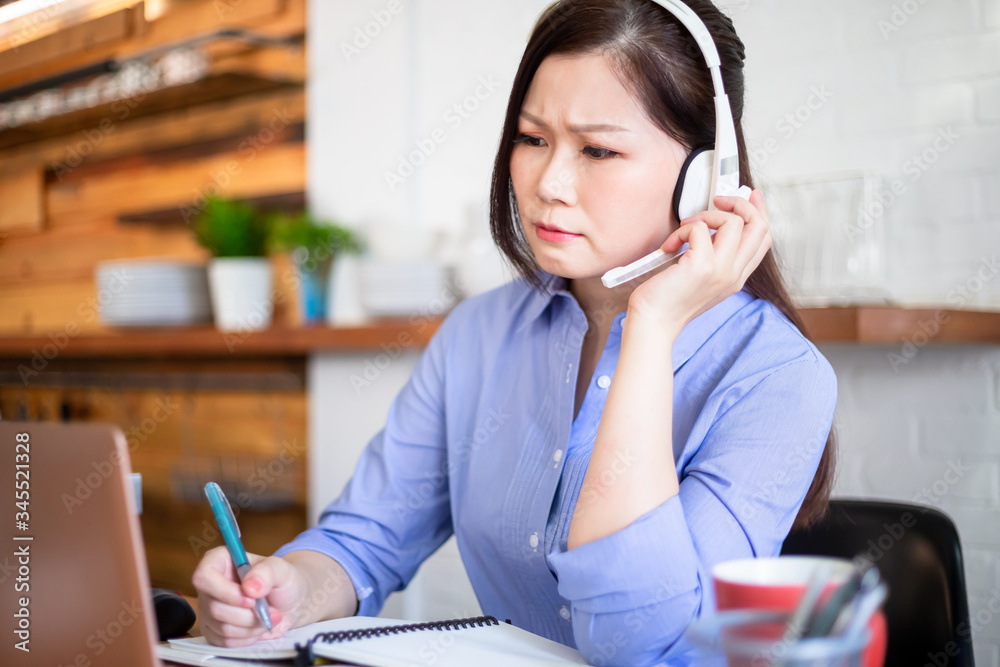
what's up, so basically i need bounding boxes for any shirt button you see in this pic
[596,375,611,389]
[559,605,571,620]
[553,449,563,463]
[529,532,539,549]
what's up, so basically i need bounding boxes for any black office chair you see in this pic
[781,498,975,667]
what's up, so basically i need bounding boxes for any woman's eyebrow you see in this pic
[519,110,631,133]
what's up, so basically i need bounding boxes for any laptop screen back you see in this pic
[0,421,159,667]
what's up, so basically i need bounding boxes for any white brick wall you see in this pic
[819,342,1000,665]
[731,1,1000,657]
[731,0,1000,308]
[988,0,1000,30]
[307,0,1000,662]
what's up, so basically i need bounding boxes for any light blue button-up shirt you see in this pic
[275,268,838,666]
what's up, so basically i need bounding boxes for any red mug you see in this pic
[712,556,887,667]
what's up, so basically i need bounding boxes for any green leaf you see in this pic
[266,211,364,262]
[193,196,269,258]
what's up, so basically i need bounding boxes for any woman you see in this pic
[191,1,837,664]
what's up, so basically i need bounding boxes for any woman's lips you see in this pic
[535,223,581,243]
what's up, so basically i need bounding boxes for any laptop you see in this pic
[0,421,160,667]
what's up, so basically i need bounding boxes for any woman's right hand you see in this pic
[192,546,310,647]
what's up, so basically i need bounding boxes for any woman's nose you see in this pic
[537,152,577,206]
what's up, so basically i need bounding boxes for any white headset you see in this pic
[601,0,752,288]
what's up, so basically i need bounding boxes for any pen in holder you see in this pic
[711,556,887,667]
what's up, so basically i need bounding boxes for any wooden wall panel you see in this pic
[0,384,308,594]
[0,225,208,286]
[0,0,310,593]
[0,227,211,335]
[0,169,44,234]
[0,88,305,178]
[46,141,305,229]
[0,7,138,79]
[0,279,98,335]
[141,506,305,594]
[0,0,298,92]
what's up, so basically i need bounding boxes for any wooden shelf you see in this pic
[0,318,444,359]
[1,307,997,360]
[799,306,1000,344]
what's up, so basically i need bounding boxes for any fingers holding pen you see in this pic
[192,547,255,608]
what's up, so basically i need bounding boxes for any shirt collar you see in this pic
[516,268,570,332]
[515,267,755,372]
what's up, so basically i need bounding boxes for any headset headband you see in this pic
[649,0,741,206]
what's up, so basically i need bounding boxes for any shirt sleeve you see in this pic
[546,355,838,667]
[273,317,454,617]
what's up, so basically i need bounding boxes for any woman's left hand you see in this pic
[626,189,773,334]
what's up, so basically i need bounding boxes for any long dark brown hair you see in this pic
[488,0,834,531]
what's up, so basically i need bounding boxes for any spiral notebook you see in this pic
[162,614,591,666]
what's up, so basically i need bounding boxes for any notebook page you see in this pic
[167,616,411,660]
[156,643,295,666]
[311,621,590,667]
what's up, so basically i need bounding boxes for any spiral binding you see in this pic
[293,616,502,666]
[317,615,500,643]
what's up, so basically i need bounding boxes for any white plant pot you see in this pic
[207,257,274,332]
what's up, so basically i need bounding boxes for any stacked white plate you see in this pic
[359,259,458,317]
[95,260,212,327]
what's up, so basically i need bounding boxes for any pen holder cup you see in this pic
[687,609,871,667]
[712,557,887,667]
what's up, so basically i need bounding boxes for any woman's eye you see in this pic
[583,146,619,160]
[513,134,545,147]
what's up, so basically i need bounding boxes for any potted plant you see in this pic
[267,211,363,324]
[194,196,273,332]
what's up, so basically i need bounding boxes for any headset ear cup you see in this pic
[672,144,716,223]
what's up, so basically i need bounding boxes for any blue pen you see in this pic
[204,482,273,632]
